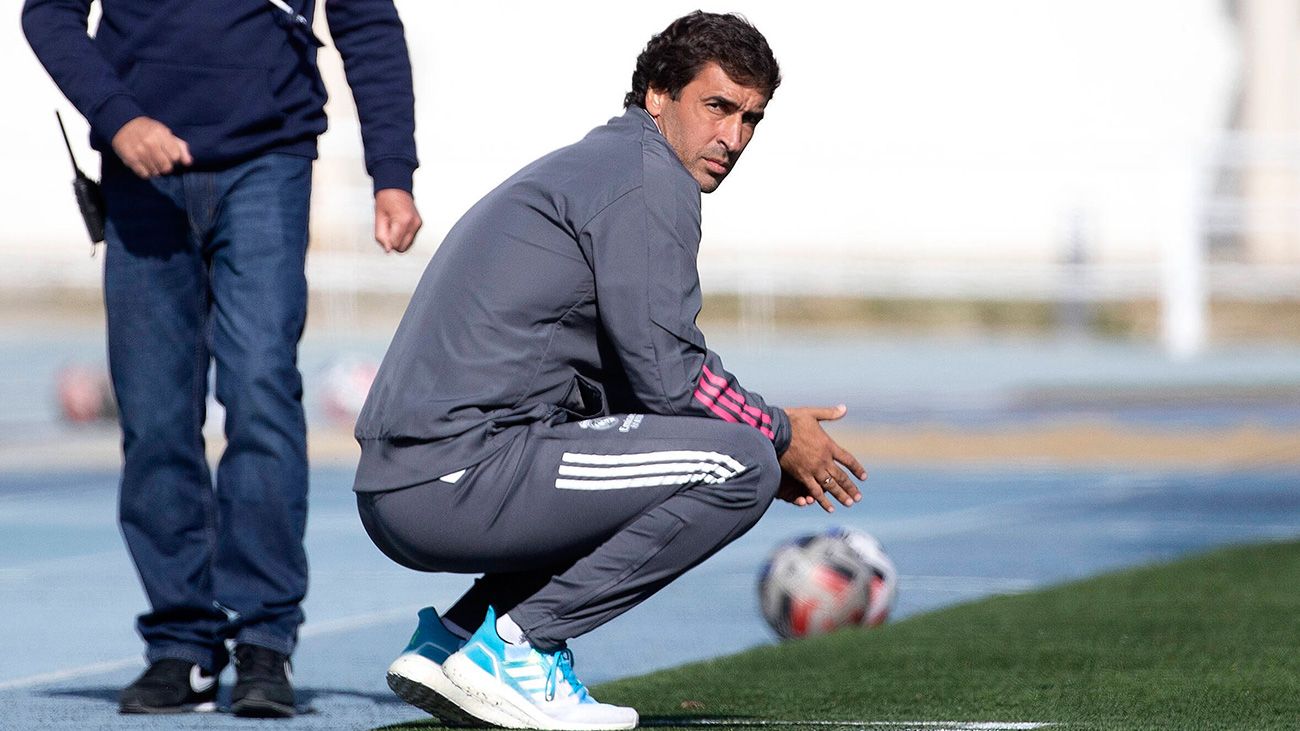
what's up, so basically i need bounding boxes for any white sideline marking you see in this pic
[0,658,141,692]
[641,722,1050,730]
[0,605,424,692]
[298,605,423,639]
[900,575,1039,594]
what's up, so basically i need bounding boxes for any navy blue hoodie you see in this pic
[22,0,417,192]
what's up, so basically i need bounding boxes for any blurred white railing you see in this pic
[5,241,1297,303]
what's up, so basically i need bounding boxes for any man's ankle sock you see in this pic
[496,612,526,646]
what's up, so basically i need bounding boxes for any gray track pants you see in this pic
[357,413,781,649]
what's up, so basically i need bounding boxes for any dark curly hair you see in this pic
[624,11,780,109]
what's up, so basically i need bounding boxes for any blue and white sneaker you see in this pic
[442,606,638,730]
[387,607,515,727]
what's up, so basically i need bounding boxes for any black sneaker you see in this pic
[119,658,218,714]
[230,644,296,718]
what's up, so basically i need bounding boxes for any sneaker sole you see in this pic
[387,654,512,727]
[442,653,637,731]
[231,697,296,718]
[119,701,217,715]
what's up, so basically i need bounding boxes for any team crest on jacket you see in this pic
[578,416,620,431]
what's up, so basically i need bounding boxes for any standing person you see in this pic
[22,0,422,718]
[354,11,863,730]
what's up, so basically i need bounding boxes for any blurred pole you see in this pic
[1160,154,1209,359]
[1057,208,1090,338]
[1159,0,1248,359]
[739,271,776,342]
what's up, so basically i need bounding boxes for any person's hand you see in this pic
[776,472,817,507]
[374,188,422,253]
[111,116,192,178]
[778,405,866,513]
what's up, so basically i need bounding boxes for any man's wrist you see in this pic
[92,95,147,148]
[773,407,793,456]
[370,159,416,195]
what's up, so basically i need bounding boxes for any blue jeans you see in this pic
[101,153,312,671]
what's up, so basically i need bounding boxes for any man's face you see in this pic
[644,62,769,193]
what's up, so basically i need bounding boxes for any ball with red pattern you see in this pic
[758,527,897,639]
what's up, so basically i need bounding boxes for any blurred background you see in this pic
[2,0,1297,459]
[5,0,1300,343]
[1,2,1298,726]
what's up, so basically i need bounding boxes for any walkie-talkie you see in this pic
[56,110,106,245]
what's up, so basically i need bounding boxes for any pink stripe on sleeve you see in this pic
[696,377,756,426]
[694,389,738,423]
[697,378,724,398]
[695,388,775,439]
[697,388,758,427]
[701,364,774,425]
[718,393,759,428]
[700,364,729,388]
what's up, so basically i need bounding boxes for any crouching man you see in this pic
[353,11,865,729]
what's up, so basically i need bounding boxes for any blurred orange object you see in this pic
[56,364,116,423]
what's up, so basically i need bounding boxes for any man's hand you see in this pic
[776,473,817,507]
[111,116,192,179]
[374,188,422,253]
[778,405,867,513]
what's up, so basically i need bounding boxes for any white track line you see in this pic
[0,604,424,692]
[297,605,424,639]
[0,658,141,692]
[899,575,1039,594]
[639,721,1051,729]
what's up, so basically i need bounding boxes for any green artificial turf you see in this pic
[380,540,1300,731]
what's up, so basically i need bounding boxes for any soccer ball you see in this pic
[319,356,379,427]
[758,527,897,639]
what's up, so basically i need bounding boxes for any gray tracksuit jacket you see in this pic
[353,106,791,492]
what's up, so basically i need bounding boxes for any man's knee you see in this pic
[695,422,781,509]
[215,349,303,418]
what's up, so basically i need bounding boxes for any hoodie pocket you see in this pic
[127,61,285,135]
